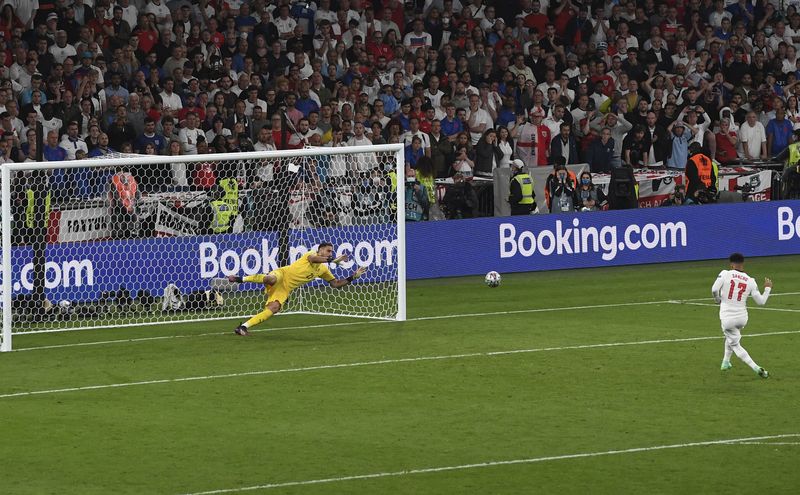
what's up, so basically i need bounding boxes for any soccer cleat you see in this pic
[234,325,249,336]
[720,361,732,371]
[757,367,769,379]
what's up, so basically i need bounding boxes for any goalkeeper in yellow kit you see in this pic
[227,242,367,336]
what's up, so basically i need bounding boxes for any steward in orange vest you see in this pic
[685,143,717,199]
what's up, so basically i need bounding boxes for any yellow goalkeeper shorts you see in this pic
[265,270,291,308]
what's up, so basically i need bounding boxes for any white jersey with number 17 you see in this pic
[711,269,771,320]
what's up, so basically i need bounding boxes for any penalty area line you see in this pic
[2,329,799,399]
[177,433,800,495]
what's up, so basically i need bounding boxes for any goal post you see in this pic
[0,144,406,352]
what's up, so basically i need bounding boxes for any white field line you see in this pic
[2,329,798,400]
[11,292,800,353]
[732,442,800,446]
[178,433,800,495]
[680,301,800,313]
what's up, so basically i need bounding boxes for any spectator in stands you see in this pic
[405,135,424,169]
[715,119,740,164]
[668,121,695,170]
[585,127,615,174]
[622,125,648,168]
[574,171,607,212]
[766,108,794,158]
[549,122,580,165]
[547,162,577,214]
[474,128,502,177]
[59,121,88,160]
[740,111,768,161]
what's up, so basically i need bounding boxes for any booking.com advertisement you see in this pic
[408,201,800,278]
[3,201,800,301]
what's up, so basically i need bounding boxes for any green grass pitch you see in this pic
[1,255,799,494]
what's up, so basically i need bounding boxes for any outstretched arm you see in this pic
[329,267,368,288]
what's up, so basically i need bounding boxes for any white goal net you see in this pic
[0,144,406,351]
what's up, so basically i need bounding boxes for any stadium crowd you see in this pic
[2,0,800,222]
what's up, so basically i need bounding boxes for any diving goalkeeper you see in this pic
[227,242,367,336]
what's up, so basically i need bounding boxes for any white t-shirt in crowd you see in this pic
[739,121,766,159]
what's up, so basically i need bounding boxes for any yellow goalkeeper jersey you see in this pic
[278,251,335,290]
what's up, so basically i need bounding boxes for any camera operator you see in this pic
[685,142,717,201]
[404,168,429,222]
[443,172,478,219]
[661,184,687,206]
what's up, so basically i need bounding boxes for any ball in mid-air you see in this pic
[484,271,502,288]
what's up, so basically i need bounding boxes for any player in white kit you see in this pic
[710,253,772,378]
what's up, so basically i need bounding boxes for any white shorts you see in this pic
[721,316,748,344]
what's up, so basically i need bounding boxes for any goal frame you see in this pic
[0,144,406,352]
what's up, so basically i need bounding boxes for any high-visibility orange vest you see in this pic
[688,154,713,189]
[112,172,138,213]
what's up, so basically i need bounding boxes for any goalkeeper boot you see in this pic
[234,325,249,336]
[756,367,769,379]
[720,361,732,371]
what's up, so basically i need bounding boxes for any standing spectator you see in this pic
[59,121,88,160]
[668,122,695,170]
[403,20,433,51]
[404,135,424,169]
[715,119,740,164]
[739,111,767,161]
[135,117,166,154]
[474,128,502,177]
[622,125,649,168]
[496,127,514,168]
[465,93,492,145]
[644,111,671,167]
[766,108,794,158]
[440,103,463,139]
[428,119,454,178]
[585,127,615,173]
[549,123,580,165]
[546,162,577,214]
[107,106,137,151]
[178,112,203,154]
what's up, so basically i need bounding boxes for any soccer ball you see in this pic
[484,271,502,288]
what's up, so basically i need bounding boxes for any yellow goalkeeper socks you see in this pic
[244,308,274,328]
